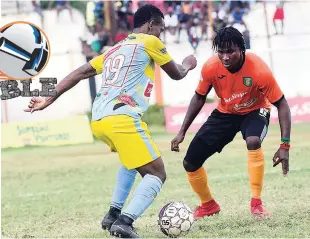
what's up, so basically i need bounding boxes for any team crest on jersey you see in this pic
[243,77,253,87]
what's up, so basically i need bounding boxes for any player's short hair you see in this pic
[133,4,164,28]
[212,26,246,53]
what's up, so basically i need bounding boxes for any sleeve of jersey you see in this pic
[196,63,212,96]
[89,54,104,74]
[145,37,173,66]
[257,64,284,104]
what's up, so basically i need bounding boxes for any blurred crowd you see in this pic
[5,0,286,58]
[80,0,254,58]
[8,0,280,102]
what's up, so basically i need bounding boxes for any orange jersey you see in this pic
[196,52,283,114]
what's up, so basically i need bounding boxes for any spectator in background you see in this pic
[82,20,110,56]
[126,1,134,30]
[231,6,247,27]
[229,0,243,13]
[32,0,44,27]
[116,1,134,31]
[217,0,230,20]
[187,15,200,54]
[114,23,128,43]
[200,2,209,41]
[86,1,96,33]
[182,1,192,15]
[147,0,165,13]
[187,5,203,52]
[49,0,73,21]
[176,1,192,43]
[273,1,285,34]
[85,29,102,54]
[212,11,227,39]
[93,1,105,25]
[163,7,178,43]
[94,20,110,49]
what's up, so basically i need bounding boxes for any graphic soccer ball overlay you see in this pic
[0,22,49,79]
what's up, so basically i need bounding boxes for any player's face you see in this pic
[148,18,165,39]
[217,44,242,71]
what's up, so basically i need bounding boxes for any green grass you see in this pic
[2,123,310,238]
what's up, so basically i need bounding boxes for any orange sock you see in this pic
[248,148,265,199]
[186,167,213,204]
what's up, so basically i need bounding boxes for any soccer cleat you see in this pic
[193,199,221,219]
[251,198,270,217]
[101,207,121,231]
[110,215,139,238]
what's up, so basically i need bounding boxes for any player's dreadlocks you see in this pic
[212,26,246,53]
[133,4,164,28]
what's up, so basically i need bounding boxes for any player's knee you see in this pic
[160,171,167,183]
[153,160,166,183]
[137,157,167,183]
[246,136,261,150]
[183,159,201,172]
[140,170,166,183]
[151,170,166,183]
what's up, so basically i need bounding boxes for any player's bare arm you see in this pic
[257,59,292,177]
[24,63,97,113]
[171,92,206,152]
[272,96,291,176]
[161,55,197,80]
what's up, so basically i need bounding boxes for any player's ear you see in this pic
[149,20,154,31]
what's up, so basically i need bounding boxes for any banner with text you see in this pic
[1,115,94,148]
[164,97,310,133]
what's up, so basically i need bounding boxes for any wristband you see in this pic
[280,144,290,150]
[281,137,290,143]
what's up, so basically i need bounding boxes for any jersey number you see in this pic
[103,54,125,87]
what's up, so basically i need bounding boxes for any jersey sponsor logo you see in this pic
[224,92,247,103]
[243,77,253,87]
[127,36,136,40]
[233,98,257,111]
[218,74,226,79]
[160,48,167,54]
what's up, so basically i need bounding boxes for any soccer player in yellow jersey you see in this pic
[24,4,197,238]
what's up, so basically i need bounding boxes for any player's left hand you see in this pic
[272,148,289,176]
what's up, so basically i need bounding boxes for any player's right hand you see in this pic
[171,133,185,152]
[24,97,48,113]
[182,54,197,70]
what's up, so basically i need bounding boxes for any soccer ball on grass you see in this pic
[158,201,194,238]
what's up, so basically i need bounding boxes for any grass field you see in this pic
[2,123,310,238]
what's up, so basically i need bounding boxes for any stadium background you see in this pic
[1,1,310,238]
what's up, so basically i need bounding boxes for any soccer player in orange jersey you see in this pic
[171,26,291,218]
